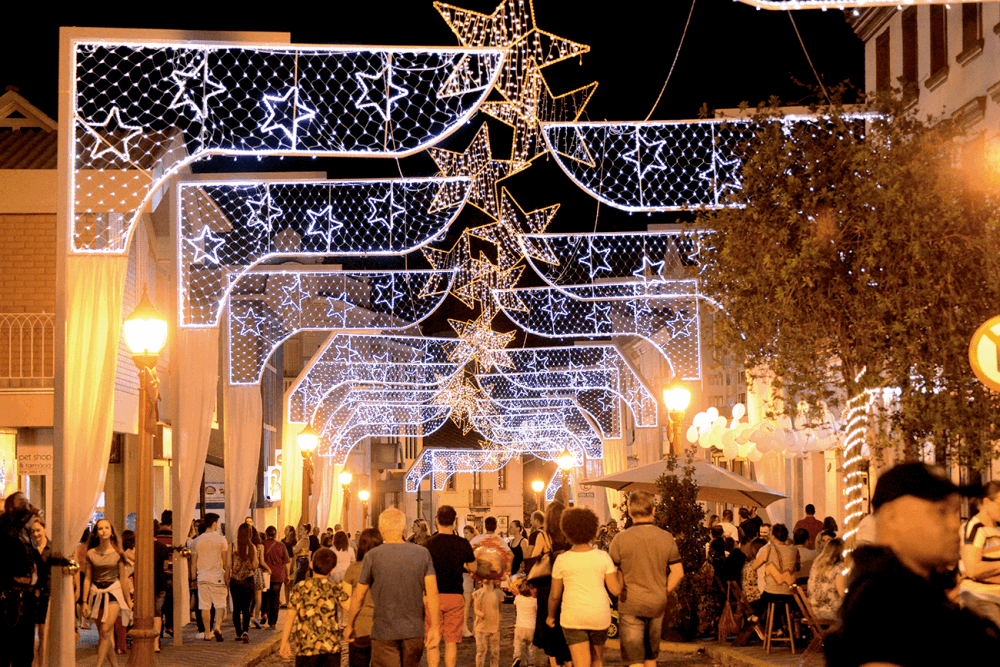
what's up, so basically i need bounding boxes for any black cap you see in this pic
[872,462,981,511]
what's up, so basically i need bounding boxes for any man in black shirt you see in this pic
[825,462,1000,666]
[422,505,476,667]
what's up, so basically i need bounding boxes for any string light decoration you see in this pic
[434,0,596,168]
[227,269,455,384]
[494,285,702,380]
[520,230,710,294]
[179,177,471,327]
[287,334,462,424]
[429,123,513,221]
[735,0,968,9]
[540,115,873,212]
[472,404,603,459]
[406,447,517,492]
[480,374,621,439]
[70,38,504,254]
[319,403,453,464]
[841,370,881,554]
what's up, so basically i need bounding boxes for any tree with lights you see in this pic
[695,91,1000,468]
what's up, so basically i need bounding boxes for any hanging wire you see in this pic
[644,0,697,122]
[788,11,833,105]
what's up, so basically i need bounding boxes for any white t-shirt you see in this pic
[720,521,739,542]
[551,547,616,630]
[194,531,228,582]
[513,594,537,629]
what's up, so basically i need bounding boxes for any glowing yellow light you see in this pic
[531,479,545,493]
[557,447,575,471]
[663,387,691,413]
[358,489,370,502]
[123,289,168,358]
[298,424,320,454]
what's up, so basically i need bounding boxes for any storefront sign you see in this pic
[17,445,53,476]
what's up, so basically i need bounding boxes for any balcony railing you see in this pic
[0,313,55,389]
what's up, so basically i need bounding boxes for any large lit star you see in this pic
[167,52,227,122]
[429,123,514,220]
[81,107,144,163]
[261,86,317,145]
[185,225,225,265]
[354,62,409,123]
[303,204,346,249]
[449,314,517,373]
[621,132,671,181]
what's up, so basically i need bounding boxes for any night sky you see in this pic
[2,0,865,340]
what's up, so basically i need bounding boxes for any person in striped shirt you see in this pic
[960,481,1000,628]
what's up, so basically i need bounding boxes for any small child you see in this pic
[547,507,622,667]
[511,577,539,667]
[473,578,504,667]
[280,547,348,666]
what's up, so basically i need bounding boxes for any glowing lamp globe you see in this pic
[531,480,545,493]
[663,387,691,413]
[358,490,370,502]
[123,289,167,365]
[297,425,319,455]
[339,470,353,486]
[557,449,575,471]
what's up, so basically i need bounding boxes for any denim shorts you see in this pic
[562,627,608,647]
[617,613,663,664]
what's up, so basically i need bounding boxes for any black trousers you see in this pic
[0,589,36,667]
[264,581,282,626]
[231,578,253,635]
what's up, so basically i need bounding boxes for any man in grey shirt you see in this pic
[608,491,684,667]
[345,508,440,667]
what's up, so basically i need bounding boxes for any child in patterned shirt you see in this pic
[280,547,348,666]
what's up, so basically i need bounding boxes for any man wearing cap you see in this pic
[825,462,1000,666]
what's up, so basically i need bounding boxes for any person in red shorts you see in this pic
[422,505,477,667]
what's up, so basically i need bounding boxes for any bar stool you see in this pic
[763,597,796,654]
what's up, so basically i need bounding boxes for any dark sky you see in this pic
[1,1,865,338]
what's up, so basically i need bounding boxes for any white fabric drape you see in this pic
[223,384,262,542]
[172,328,219,631]
[55,255,129,553]
[280,413,303,529]
[51,255,127,667]
[602,436,628,517]
[747,369,789,523]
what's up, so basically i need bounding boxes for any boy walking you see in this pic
[473,578,503,667]
[280,548,349,666]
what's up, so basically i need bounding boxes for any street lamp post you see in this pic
[531,479,544,512]
[122,288,167,667]
[358,489,370,529]
[339,470,353,533]
[557,448,575,507]
[297,425,319,526]
[663,386,692,455]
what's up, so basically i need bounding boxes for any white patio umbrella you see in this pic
[584,457,787,508]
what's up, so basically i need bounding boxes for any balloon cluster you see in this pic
[685,404,841,462]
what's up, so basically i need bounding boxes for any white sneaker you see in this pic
[195,633,205,640]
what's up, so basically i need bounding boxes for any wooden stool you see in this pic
[763,599,796,654]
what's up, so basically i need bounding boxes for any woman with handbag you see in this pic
[249,528,270,629]
[530,500,572,667]
[230,522,259,643]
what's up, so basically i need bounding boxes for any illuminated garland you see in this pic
[406,447,517,492]
[842,372,880,554]
[227,269,455,384]
[70,38,503,253]
[736,0,964,8]
[540,115,872,212]
[179,177,471,327]
[494,286,702,380]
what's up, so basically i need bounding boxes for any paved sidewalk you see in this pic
[75,609,285,667]
[661,639,827,667]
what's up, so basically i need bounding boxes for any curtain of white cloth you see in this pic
[280,414,303,529]
[55,254,129,553]
[223,384,262,542]
[172,328,219,630]
[747,370,789,523]
[602,436,627,517]
[50,255,127,667]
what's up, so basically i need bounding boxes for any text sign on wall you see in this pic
[17,445,53,476]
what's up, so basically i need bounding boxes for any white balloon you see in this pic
[686,425,700,443]
[723,441,739,459]
[730,418,740,430]
[732,403,746,420]
[748,446,763,463]
[709,430,723,449]
[737,442,751,458]
[698,432,712,449]
[707,407,719,420]
[734,429,750,445]
[713,416,728,430]
[722,429,736,448]
[693,413,709,429]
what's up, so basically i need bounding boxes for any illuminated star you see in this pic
[276,277,303,320]
[185,225,225,265]
[231,305,269,339]
[429,124,515,220]
[82,107,144,163]
[167,52,226,122]
[621,131,670,181]
[261,86,317,145]
[244,190,283,234]
[372,278,404,310]
[354,62,409,122]
[449,314,517,373]
[304,205,346,250]
[580,238,614,277]
[365,189,404,233]
[632,256,667,284]
[697,153,744,202]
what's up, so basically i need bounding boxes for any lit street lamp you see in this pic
[531,479,544,512]
[358,489,370,528]
[663,386,692,455]
[557,447,575,507]
[297,425,319,526]
[339,470,353,533]
[122,288,167,667]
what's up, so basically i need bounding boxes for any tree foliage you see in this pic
[695,92,1000,467]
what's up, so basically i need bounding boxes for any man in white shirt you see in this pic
[719,509,740,542]
[191,513,230,641]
